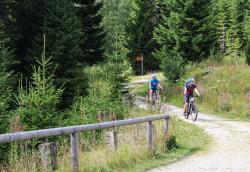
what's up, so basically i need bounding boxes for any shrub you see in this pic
[159,50,185,82]
[165,135,178,152]
[65,65,128,142]
[16,56,63,131]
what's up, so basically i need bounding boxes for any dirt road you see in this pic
[130,77,250,172]
[148,103,250,172]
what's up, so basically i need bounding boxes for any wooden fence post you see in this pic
[38,142,57,172]
[71,132,79,172]
[106,130,118,151]
[163,118,169,136]
[147,121,154,151]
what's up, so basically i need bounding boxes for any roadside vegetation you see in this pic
[3,108,210,172]
[163,60,250,121]
[0,0,249,170]
[131,59,250,121]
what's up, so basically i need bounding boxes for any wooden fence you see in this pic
[0,114,170,172]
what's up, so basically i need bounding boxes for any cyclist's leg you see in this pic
[149,89,153,101]
[183,94,190,114]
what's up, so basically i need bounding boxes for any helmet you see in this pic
[152,74,157,79]
[187,77,195,83]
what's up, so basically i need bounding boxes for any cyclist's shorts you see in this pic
[150,88,158,93]
[184,94,193,103]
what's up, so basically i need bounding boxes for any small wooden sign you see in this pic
[136,53,143,62]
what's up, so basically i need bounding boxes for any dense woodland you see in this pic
[0,0,249,163]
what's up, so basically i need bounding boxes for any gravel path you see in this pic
[130,78,250,172]
[148,104,250,172]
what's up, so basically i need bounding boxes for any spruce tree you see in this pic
[0,22,14,162]
[74,0,106,64]
[6,0,46,76]
[244,9,250,64]
[31,0,83,107]
[127,0,162,72]
[102,0,131,59]
[154,0,211,62]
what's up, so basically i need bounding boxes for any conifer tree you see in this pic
[6,0,46,75]
[127,0,162,72]
[102,0,130,59]
[74,0,106,64]
[31,0,83,107]
[244,9,250,64]
[0,22,14,162]
[154,0,211,62]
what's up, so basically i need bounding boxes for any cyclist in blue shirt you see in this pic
[149,74,163,100]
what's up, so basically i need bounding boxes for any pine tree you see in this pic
[154,0,211,62]
[127,0,162,72]
[207,0,247,57]
[102,0,130,59]
[31,0,83,107]
[0,22,14,162]
[74,0,106,64]
[17,48,63,131]
[6,0,47,76]
[244,7,250,64]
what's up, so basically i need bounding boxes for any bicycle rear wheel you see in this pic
[185,103,191,119]
[191,103,198,121]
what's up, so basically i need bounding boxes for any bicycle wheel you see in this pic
[155,94,161,109]
[191,103,198,121]
[185,103,191,119]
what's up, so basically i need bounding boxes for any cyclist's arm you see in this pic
[158,83,163,90]
[194,88,200,97]
[148,81,151,90]
[183,87,187,95]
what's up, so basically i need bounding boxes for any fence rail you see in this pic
[0,114,170,172]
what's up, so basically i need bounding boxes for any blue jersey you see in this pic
[150,79,159,90]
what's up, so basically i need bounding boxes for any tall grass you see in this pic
[1,109,210,172]
[161,61,250,120]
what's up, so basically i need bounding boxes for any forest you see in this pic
[0,0,249,167]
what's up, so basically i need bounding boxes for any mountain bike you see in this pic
[147,89,161,109]
[184,95,198,121]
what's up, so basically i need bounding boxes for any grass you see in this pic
[130,59,250,121]
[160,61,250,121]
[1,109,210,172]
[129,72,165,83]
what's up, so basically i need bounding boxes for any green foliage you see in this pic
[154,0,211,63]
[65,65,128,142]
[157,48,185,82]
[207,0,249,58]
[162,61,250,120]
[5,0,47,76]
[102,0,131,58]
[246,43,250,64]
[75,0,106,64]
[127,0,162,71]
[0,23,14,162]
[16,56,63,131]
[245,13,250,64]
[37,0,83,107]
[165,135,178,152]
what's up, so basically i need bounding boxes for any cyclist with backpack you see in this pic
[148,74,163,101]
[183,77,200,115]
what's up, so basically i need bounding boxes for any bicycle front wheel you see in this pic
[191,104,198,121]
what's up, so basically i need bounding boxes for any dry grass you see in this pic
[1,110,210,172]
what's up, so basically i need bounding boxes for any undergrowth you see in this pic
[2,109,210,172]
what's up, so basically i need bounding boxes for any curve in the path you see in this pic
[148,104,250,172]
